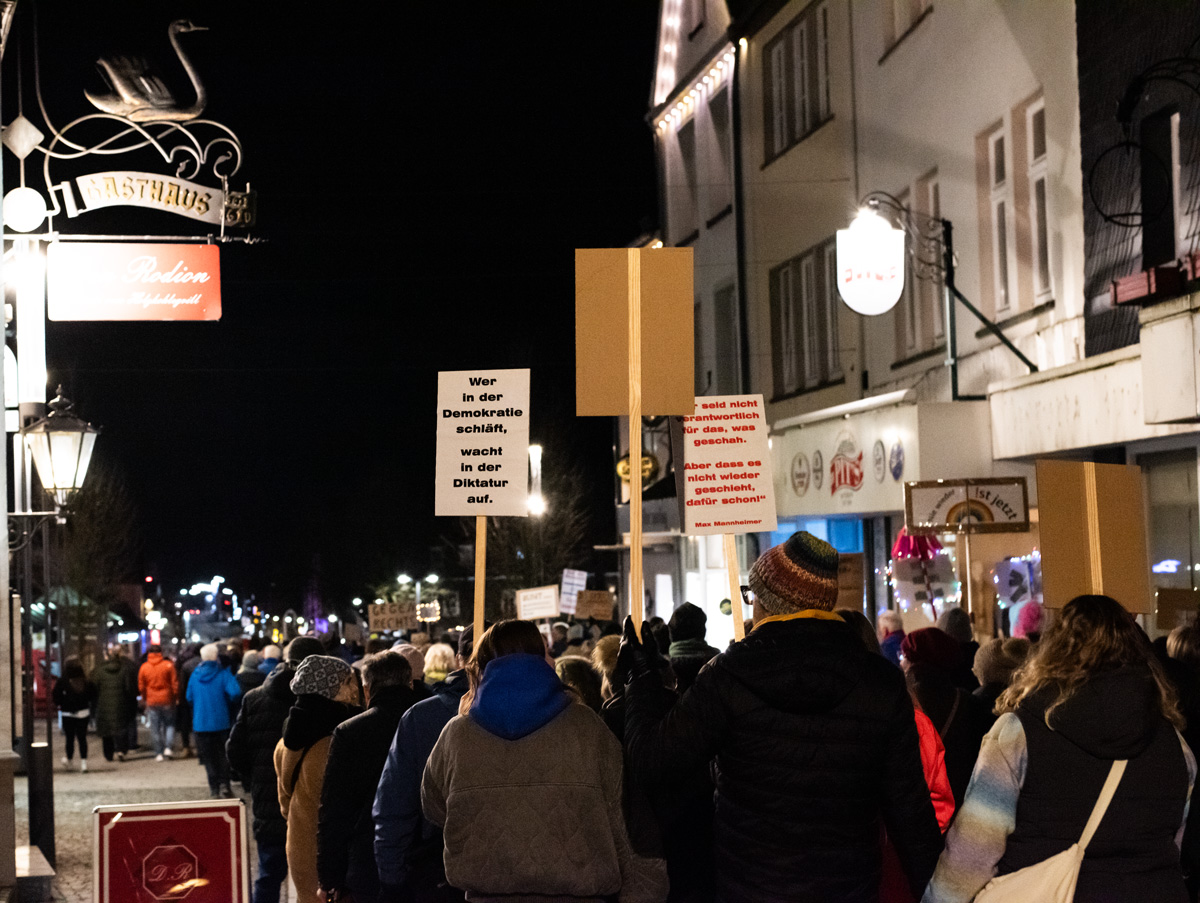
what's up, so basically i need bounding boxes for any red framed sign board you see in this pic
[93,798,249,903]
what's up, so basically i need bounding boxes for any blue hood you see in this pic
[470,653,571,740]
[194,660,225,682]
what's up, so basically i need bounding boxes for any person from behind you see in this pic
[238,650,267,697]
[925,594,1196,902]
[53,658,96,773]
[555,656,603,712]
[187,642,242,798]
[622,531,942,903]
[1011,600,1044,641]
[591,634,622,704]
[91,646,135,762]
[318,651,420,903]
[258,644,282,674]
[420,620,666,902]
[837,608,884,655]
[375,625,477,903]
[935,607,980,691]
[877,609,906,666]
[422,643,456,685]
[647,617,672,663]
[138,643,178,761]
[666,602,720,695]
[228,635,324,903]
[391,643,428,691]
[275,655,362,903]
[549,621,569,658]
[970,637,1029,714]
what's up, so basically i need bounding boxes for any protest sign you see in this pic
[560,568,587,615]
[368,602,418,633]
[516,585,559,620]
[575,590,616,621]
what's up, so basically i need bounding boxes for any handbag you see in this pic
[973,758,1126,903]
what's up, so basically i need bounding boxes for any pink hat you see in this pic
[1013,602,1044,639]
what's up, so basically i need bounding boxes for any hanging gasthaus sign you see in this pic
[836,208,905,315]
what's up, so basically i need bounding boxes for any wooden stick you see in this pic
[724,533,745,641]
[474,515,487,640]
[628,248,644,629]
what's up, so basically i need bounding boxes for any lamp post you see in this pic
[400,573,441,623]
[22,386,100,514]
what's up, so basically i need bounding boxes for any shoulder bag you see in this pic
[973,758,1126,903]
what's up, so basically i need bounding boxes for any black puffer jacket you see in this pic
[625,614,942,903]
[227,662,295,840]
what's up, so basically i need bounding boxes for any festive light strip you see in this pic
[656,48,737,132]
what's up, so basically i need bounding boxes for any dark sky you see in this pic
[16,2,660,610]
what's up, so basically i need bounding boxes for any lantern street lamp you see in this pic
[23,386,99,510]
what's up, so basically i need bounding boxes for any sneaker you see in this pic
[60,756,69,767]
[163,748,174,759]
[220,785,234,799]
[116,752,125,762]
[155,754,164,762]
[80,760,87,773]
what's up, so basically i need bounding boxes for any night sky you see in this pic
[16,2,660,610]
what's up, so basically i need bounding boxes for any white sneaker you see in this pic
[80,760,87,773]
[163,748,174,759]
[116,752,125,762]
[155,754,164,762]
[60,756,68,767]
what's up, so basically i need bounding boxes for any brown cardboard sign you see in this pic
[575,248,694,416]
[574,590,616,622]
[1036,459,1152,612]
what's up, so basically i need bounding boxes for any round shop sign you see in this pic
[889,440,905,481]
[812,450,824,490]
[872,440,886,483]
[836,209,906,315]
[791,453,811,497]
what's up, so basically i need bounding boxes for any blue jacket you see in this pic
[373,671,468,889]
[186,660,242,732]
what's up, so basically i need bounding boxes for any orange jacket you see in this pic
[138,653,179,707]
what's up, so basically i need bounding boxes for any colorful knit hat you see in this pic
[747,531,840,614]
[289,655,352,699]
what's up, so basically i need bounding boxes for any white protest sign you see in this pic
[679,394,777,535]
[435,369,531,516]
[560,568,587,616]
[515,585,559,620]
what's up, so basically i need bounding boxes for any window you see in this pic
[989,130,1011,312]
[770,238,841,397]
[1027,102,1051,300]
[883,0,931,51]
[708,89,733,217]
[763,3,832,162]
[682,0,705,39]
[694,301,705,394]
[714,283,741,394]
[670,119,699,243]
[1141,107,1181,269]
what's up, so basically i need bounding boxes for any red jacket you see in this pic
[138,653,178,707]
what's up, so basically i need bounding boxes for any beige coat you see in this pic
[274,736,332,903]
[422,702,667,902]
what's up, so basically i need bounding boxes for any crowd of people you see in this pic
[51,530,1200,902]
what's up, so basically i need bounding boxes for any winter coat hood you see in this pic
[718,616,866,715]
[470,653,571,740]
[282,692,360,751]
[194,660,227,683]
[146,652,164,666]
[1028,663,1164,759]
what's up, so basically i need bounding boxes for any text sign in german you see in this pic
[93,798,249,903]
[47,242,221,321]
[673,395,777,536]
[515,585,559,620]
[367,602,418,633]
[435,369,530,517]
[905,477,1029,534]
[72,171,222,224]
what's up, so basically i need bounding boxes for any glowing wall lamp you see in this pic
[23,386,99,509]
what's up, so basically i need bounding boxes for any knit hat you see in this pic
[391,643,425,679]
[200,643,219,662]
[239,651,261,673]
[900,627,961,670]
[747,531,839,614]
[285,636,325,663]
[289,655,352,699]
[567,623,585,642]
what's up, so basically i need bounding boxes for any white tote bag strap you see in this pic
[1078,759,1127,852]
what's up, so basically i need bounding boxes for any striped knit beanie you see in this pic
[747,531,840,614]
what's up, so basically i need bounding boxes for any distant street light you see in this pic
[527,444,545,516]
[22,386,99,510]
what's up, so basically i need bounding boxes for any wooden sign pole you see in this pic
[474,515,487,641]
[628,248,645,629]
[724,533,745,641]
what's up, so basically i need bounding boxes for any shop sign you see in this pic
[836,210,905,316]
[671,394,777,536]
[47,242,221,321]
[830,430,865,496]
[515,585,559,620]
[904,477,1030,534]
[872,440,887,483]
[790,453,810,497]
[368,602,418,632]
[94,798,249,903]
[70,171,222,224]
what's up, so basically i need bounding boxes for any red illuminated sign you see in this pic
[93,798,249,903]
[47,242,221,321]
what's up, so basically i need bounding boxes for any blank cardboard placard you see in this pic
[575,248,694,416]
[1036,459,1152,612]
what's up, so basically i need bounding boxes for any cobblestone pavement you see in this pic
[15,728,298,903]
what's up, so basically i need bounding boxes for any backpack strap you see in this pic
[288,743,314,795]
[938,690,963,740]
[1078,759,1127,852]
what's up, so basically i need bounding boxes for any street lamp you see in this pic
[22,387,99,510]
[527,444,545,515]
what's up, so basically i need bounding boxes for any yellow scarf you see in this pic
[752,609,843,632]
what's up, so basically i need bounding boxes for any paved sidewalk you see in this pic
[14,732,298,903]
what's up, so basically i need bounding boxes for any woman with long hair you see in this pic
[421,619,665,901]
[923,594,1196,903]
